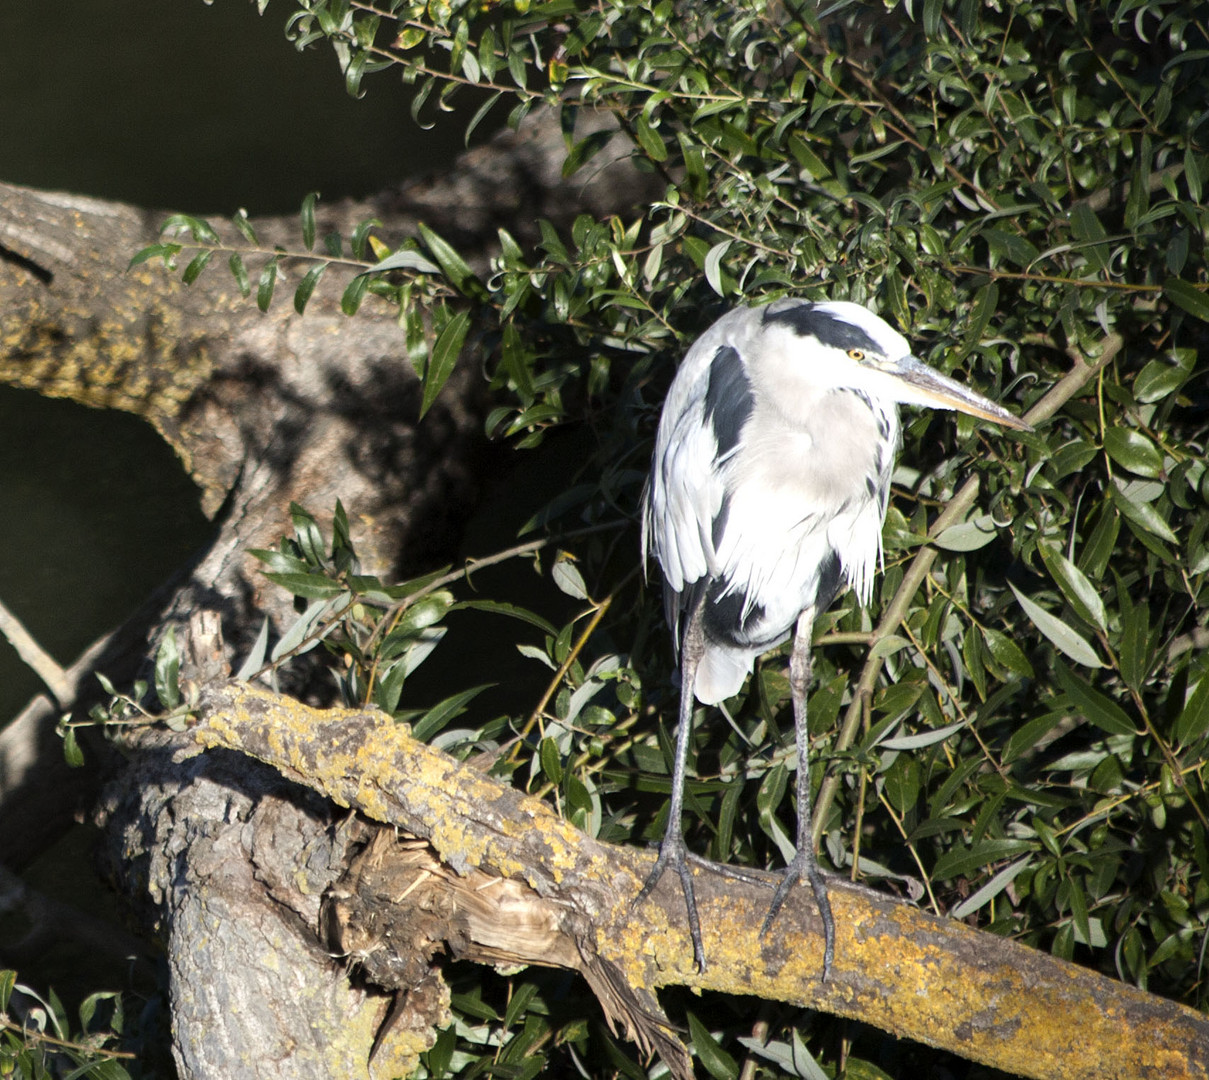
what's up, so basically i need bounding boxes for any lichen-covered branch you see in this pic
[195,682,1209,1080]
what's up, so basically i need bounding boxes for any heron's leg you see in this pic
[760,609,836,981]
[635,592,708,970]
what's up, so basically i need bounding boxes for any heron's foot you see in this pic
[686,852,769,887]
[760,851,835,982]
[635,834,706,971]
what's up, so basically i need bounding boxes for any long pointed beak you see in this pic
[890,356,1032,431]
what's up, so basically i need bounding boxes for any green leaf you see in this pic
[155,626,181,710]
[341,272,370,315]
[1134,351,1193,402]
[934,513,998,551]
[290,502,327,566]
[257,256,279,312]
[421,309,470,417]
[1053,660,1136,736]
[1115,584,1150,692]
[261,572,346,599]
[229,252,250,297]
[417,222,487,300]
[982,627,1034,678]
[1038,543,1107,632]
[364,247,441,275]
[500,321,536,402]
[1174,675,1209,747]
[949,855,1033,919]
[687,1012,739,1080]
[294,264,326,314]
[1163,277,1209,322]
[453,599,558,636]
[503,981,539,1031]
[235,617,271,681]
[1102,428,1164,479]
[375,659,410,716]
[552,554,589,599]
[539,736,563,784]
[1069,202,1110,274]
[393,591,454,637]
[411,684,493,741]
[128,242,182,269]
[300,192,318,250]
[932,839,1036,882]
[562,129,614,177]
[962,282,999,352]
[161,212,219,244]
[248,548,310,575]
[232,208,258,245]
[182,249,213,285]
[1108,481,1178,545]
[61,724,85,768]
[704,239,732,298]
[634,112,668,161]
[1009,583,1103,668]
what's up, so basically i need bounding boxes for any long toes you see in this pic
[634,837,707,970]
[759,862,836,982]
[685,851,770,886]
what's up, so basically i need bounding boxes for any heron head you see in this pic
[761,299,1031,432]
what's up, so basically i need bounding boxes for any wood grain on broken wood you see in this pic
[195,681,1209,1080]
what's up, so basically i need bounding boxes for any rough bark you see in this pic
[0,106,660,865]
[110,678,1204,1080]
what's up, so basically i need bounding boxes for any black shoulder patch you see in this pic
[764,302,881,355]
[703,344,753,459]
[813,549,844,613]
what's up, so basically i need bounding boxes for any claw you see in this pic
[760,849,835,982]
[635,833,707,971]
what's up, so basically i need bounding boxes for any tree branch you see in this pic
[194,681,1209,1080]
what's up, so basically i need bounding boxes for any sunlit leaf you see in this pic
[1103,428,1164,479]
[1009,584,1103,668]
[420,309,470,417]
[1038,543,1107,632]
[155,626,181,711]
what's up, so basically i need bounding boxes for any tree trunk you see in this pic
[0,107,658,864]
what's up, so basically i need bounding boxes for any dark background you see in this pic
[0,0,469,723]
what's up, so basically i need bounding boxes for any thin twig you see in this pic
[0,595,72,705]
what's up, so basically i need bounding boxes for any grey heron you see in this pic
[639,297,1030,977]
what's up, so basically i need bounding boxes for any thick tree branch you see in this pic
[193,681,1209,1080]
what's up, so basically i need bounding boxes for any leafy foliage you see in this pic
[129,0,1209,1075]
[1,971,133,1079]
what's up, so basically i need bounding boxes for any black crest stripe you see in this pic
[764,302,881,355]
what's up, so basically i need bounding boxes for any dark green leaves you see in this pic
[417,223,487,301]
[1054,661,1136,737]
[1103,429,1164,479]
[1163,277,1209,322]
[421,309,470,418]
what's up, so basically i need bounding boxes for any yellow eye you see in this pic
[847,348,865,361]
